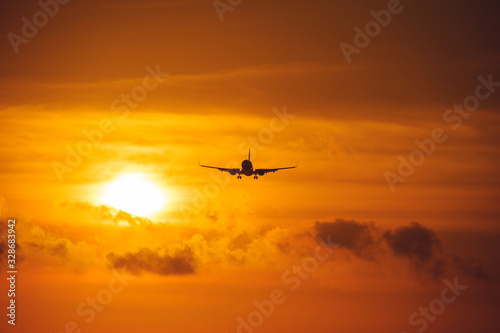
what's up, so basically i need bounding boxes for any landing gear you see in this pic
[237,175,242,179]
[254,175,258,179]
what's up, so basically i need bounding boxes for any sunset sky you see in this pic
[1,1,499,332]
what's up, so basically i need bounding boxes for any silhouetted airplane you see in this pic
[199,149,297,179]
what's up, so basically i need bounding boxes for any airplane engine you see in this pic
[229,170,237,175]
[257,171,265,176]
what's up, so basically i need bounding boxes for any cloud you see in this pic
[314,219,487,281]
[25,240,68,257]
[383,222,446,278]
[383,222,443,264]
[58,201,154,227]
[0,199,97,272]
[228,233,252,251]
[18,223,97,273]
[451,255,488,281]
[107,247,196,275]
[315,219,377,260]
[47,201,299,275]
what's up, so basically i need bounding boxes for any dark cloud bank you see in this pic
[315,219,488,281]
[107,247,196,276]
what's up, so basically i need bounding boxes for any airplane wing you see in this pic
[198,161,241,175]
[254,163,298,176]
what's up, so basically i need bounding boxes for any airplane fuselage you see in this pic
[241,159,253,176]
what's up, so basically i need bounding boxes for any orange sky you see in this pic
[1,1,500,332]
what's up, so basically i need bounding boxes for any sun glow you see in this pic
[100,173,168,217]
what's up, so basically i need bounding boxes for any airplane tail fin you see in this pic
[248,149,251,161]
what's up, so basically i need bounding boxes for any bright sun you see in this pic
[100,173,168,217]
